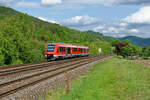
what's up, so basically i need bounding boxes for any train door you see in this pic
[66,47,67,56]
[57,47,60,56]
[67,48,71,56]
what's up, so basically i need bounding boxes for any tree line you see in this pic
[112,40,150,59]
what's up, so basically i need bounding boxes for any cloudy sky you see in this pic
[1,0,150,38]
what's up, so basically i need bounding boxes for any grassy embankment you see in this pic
[46,57,150,100]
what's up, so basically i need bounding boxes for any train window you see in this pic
[57,48,59,53]
[73,48,77,52]
[75,48,77,52]
[59,47,65,52]
[47,45,55,52]
[79,48,82,52]
[62,47,65,52]
[59,47,62,52]
[64,48,66,52]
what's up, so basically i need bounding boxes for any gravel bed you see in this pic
[0,59,86,85]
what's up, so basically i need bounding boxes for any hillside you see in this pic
[85,30,118,42]
[0,6,114,66]
[119,36,150,47]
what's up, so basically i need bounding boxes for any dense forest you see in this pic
[0,6,116,66]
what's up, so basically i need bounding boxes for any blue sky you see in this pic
[0,0,150,38]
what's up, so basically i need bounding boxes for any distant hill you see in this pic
[85,30,118,42]
[0,6,114,66]
[119,36,150,47]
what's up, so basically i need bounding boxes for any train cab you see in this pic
[45,43,56,60]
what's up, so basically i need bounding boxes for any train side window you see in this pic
[79,48,81,52]
[60,47,62,52]
[63,47,65,52]
[62,47,64,52]
[59,48,61,52]
[64,48,66,52]
[73,48,76,52]
[57,48,59,53]
[75,48,77,52]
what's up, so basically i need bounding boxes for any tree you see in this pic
[120,44,140,58]
[0,48,4,66]
[124,39,130,44]
[111,40,121,47]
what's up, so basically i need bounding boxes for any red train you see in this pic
[45,43,90,61]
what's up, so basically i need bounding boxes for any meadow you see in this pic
[46,57,150,100]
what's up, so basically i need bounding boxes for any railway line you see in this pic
[0,57,87,75]
[0,56,97,85]
[0,55,113,99]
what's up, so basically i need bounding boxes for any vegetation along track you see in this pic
[0,55,113,99]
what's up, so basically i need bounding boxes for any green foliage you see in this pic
[0,48,4,66]
[0,6,114,66]
[142,47,150,57]
[124,39,130,44]
[120,44,141,57]
[111,40,121,47]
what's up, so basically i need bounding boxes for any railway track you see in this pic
[0,57,88,75]
[0,56,98,85]
[0,55,113,99]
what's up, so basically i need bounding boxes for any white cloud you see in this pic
[64,0,150,6]
[38,17,59,24]
[119,23,128,27]
[16,2,40,7]
[41,0,61,6]
[61,15,101,27]
[123,6,150,24]
[129,29,139,33]
[93,25,104,32]
[107,27,119,33]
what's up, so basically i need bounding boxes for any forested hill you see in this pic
[85,30,118,42]
[119,36,150,47]
[0,6,114,66]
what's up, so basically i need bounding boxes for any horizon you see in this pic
[0,0,150,38]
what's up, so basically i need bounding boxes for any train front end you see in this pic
[45,43,56,60]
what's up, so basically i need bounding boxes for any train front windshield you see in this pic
[47,45,55,52]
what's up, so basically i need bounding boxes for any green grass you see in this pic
[46,57,150,100]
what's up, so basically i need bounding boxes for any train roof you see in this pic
[47,43,89,49]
